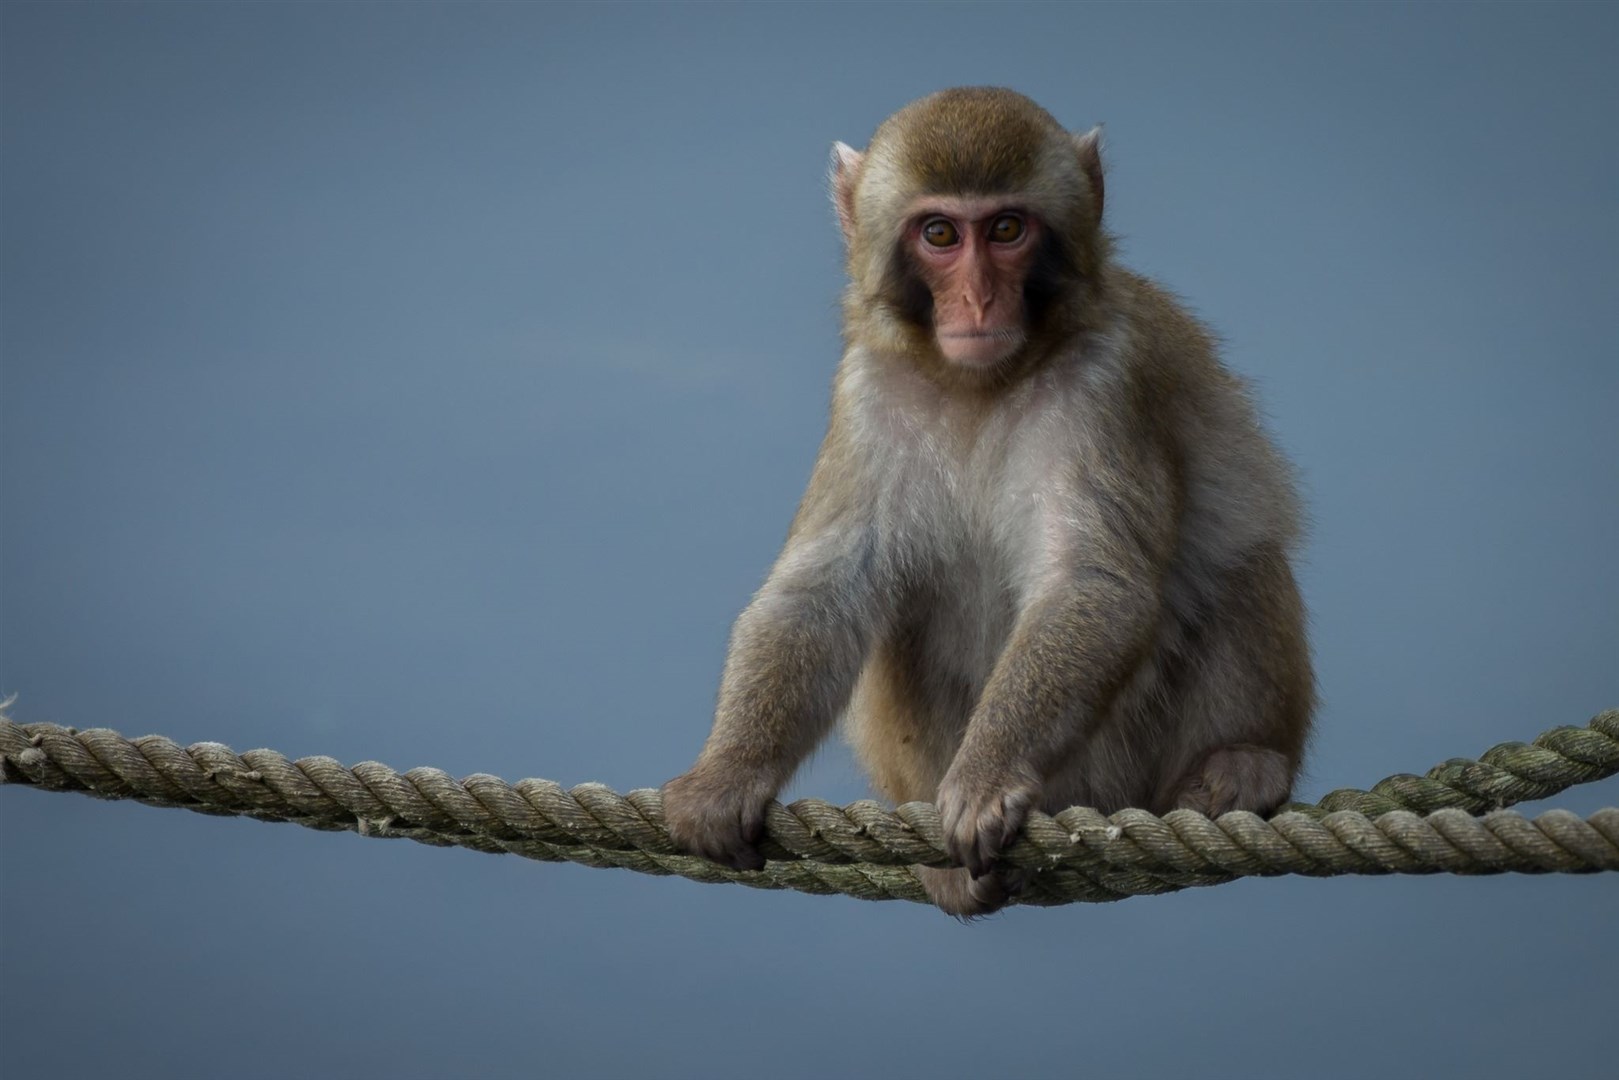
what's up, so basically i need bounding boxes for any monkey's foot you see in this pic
[916,865,1026,918]
[1171,743,1292,817]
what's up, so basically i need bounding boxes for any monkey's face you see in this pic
[904,196,1043,369]
[833,89,1106,383]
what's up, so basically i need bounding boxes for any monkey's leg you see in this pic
[1158,543,1313,817]
[847,652,1022,917]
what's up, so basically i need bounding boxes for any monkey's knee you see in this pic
[915,865,1025,919]
[1170,744,1294,818]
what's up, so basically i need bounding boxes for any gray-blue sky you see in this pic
[2,3,1615,1077]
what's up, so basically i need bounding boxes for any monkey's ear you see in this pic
[830,141,865,244]
[1073,126,1105,221]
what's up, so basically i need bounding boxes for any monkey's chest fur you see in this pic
[832,336,1307,814]
[841,362,1170,808]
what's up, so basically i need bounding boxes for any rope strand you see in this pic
[3,709,1615,906]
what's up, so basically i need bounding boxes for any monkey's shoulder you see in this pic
[1096,267,1304,549]
[1099,269,1222,382]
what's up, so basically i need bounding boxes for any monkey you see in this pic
[662,87,1313,916]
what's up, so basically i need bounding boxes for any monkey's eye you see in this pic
[990,215,1025,243]
[921,218,959,247]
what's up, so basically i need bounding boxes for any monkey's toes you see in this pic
[1172,744,1292,817]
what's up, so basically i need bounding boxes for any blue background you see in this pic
[3,4,1615,1077]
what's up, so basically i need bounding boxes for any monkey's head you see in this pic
[833,87,1109,382]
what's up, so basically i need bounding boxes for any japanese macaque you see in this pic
[662,87,1313,916]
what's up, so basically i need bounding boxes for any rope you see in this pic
[2,709,1615,906]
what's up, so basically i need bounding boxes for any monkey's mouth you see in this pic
[937,328,1025,365]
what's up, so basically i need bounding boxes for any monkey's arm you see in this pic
[939,459,1178,877]
[664,444,885,870]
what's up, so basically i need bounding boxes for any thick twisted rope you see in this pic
[2,709,1615,906]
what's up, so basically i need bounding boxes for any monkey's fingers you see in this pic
[661,771,770,872]
[966,866,1025,913]
[669,811,767,872]
[937,781,1036,878]
[711,809,768,872]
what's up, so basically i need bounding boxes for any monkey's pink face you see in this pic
[907,196,1042,368]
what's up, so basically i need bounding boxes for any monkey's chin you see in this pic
[937,330,1025,368]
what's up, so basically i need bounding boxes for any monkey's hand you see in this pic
[661,765,776,872]
[934,762,1040,879]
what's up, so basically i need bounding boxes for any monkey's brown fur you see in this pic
[664,88,1313,916]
